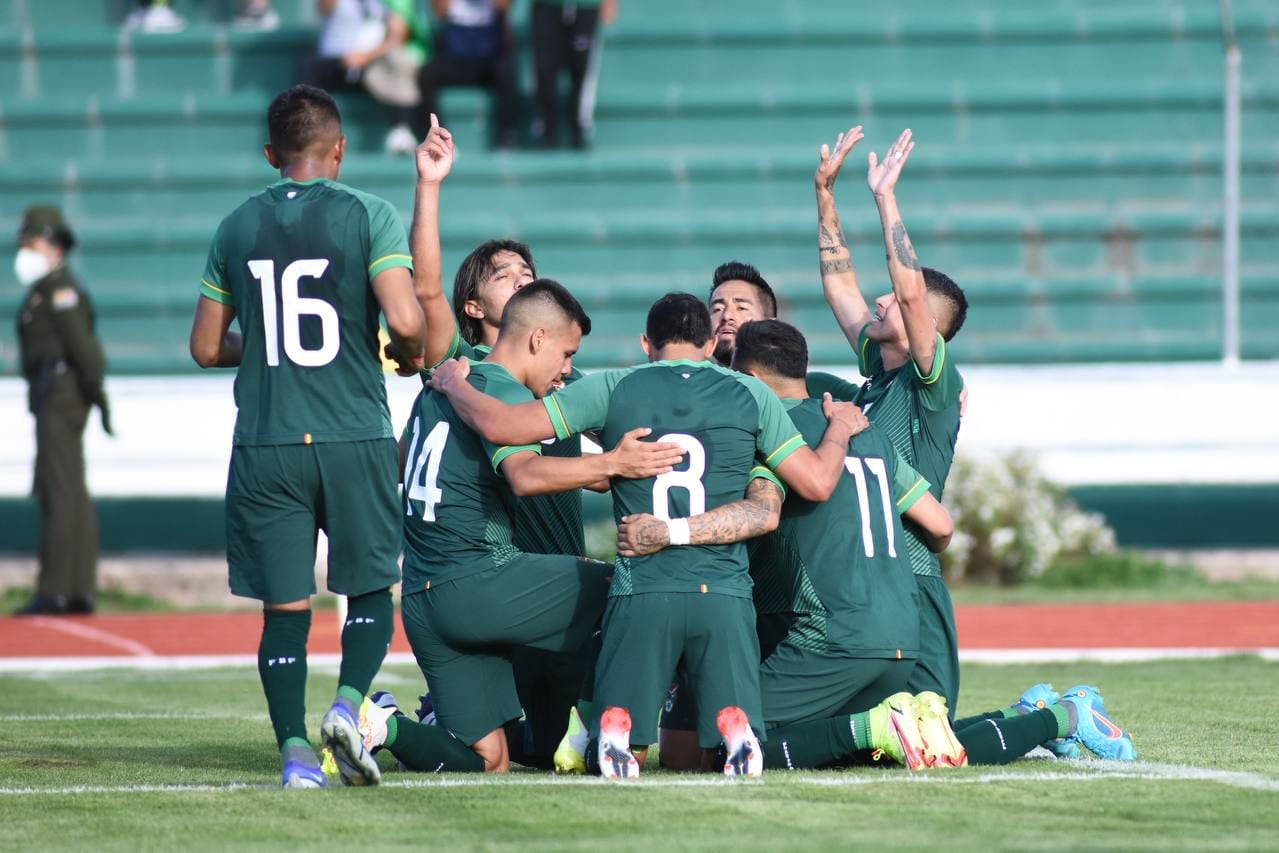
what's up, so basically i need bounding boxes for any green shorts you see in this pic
[592,592,762,749]
[904,574,960,718]
[759,641,913,728]
[401,554,610,746]
[226,439,400,605]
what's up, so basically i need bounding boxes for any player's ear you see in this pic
[639,335,653,360]
[263,144,280,170]
[530,327,546,354]
[333,134,346,166]
[463,299,485,320]
[701,337,717,359]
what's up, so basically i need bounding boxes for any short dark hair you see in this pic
[267,85,342,164]
[499,278,591,337]
[732,320,809,380]
[646,292,712,349]
[453,240,538,345]
[710,261,778,318]
[923,267,968,341]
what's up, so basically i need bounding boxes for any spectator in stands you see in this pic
[420,0,519,150]
[296,0,432,155]
[13,206,111,617]
[531,0,616,149]
[123,1,279,33]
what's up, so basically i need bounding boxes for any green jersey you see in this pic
[806,371,862,403]
[750,398,930,658]
[543,359,805,599]
[200,177,412,446]
[428,329,586,557]
[400,361,542,591]
[857,327,963,577]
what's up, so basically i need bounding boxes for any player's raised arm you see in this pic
[868,128,938,375]
[815,125,872,347]
[500,427,685,498]
[411,114,463,371]
[617,476,783,558]
[771,395,868,501]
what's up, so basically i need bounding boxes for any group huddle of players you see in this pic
[190,85,1136,789]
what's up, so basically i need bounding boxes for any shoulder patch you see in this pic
[52,288,80,311]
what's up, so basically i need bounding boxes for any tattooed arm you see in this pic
[815,126,871,347]
[616,477,784,558]
[867,127,938,374]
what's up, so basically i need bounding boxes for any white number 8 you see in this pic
[651,433,706,520]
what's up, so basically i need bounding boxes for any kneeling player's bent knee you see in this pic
[472,727,510,773]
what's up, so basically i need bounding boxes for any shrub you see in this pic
[939,451,1115,585]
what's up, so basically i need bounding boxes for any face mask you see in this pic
[14,248,50,287]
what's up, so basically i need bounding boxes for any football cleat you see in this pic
[282,757,328,789]
[321,700,381,786]
[1058,685,1136,761]
[362,691,399,754]
[553,706,589,775]
[716,706,763,778]
[597,706,640,780]
[869,692,926,771]
[1013,683,1083,759]
[414,691,437,726]
[914,691,968,768]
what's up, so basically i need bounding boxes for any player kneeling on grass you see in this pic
[429,293,871,778]
[359,280,686,774]
[622,319,961,772]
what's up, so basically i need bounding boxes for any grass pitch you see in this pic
[1,657,1277,852]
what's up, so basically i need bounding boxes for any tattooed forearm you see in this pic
[890,221,921,271]
[689,479,783,545]
[820,257,854,276]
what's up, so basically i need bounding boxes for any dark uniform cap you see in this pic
[18,205,76,250]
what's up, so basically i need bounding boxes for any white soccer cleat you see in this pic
[716,706,763,778]
[362,691,399,753]
[597,706,640,780]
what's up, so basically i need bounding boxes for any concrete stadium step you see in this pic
[3,143,1276,222]
[5,77,1278,161]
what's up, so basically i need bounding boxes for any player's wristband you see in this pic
[667,518,691,546]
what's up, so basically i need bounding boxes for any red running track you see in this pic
[0,602,1277,660]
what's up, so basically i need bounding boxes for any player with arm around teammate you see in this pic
[361,280,686,774]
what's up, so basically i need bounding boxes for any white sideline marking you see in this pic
[0,762,1275,796]
[0,712,267,723]
[24,618,155,657]
[1,649,1276,673]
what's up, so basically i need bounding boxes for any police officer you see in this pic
[14,205,111,616]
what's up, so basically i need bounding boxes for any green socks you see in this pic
[337,589,394,704]
[762,716,861,770]
[385,714,485,773]
[258,609,311,749]
[953,708,1058,766]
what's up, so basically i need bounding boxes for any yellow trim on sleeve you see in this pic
[200,278,230,296]
[895,477,931,513]
[748,465,787,500]
[763,434,805,468]
[544,395,572,440]
[915,334,947,385]
[491,443,539,473]
[368,253,413,273]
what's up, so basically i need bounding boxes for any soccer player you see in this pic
[628,320,962,771]
[707,260,862,402]
[402,121,593,766]
[364,280,688,774]
[189,85,426,788]
[816,126,1135,762]
[428,293,871,777]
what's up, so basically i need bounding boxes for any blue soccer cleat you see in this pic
[1058,685,1136,761]
[1013,683,1082,759]
[321,700,382,786]
[415,691,437,726]
[282,757,327,789]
